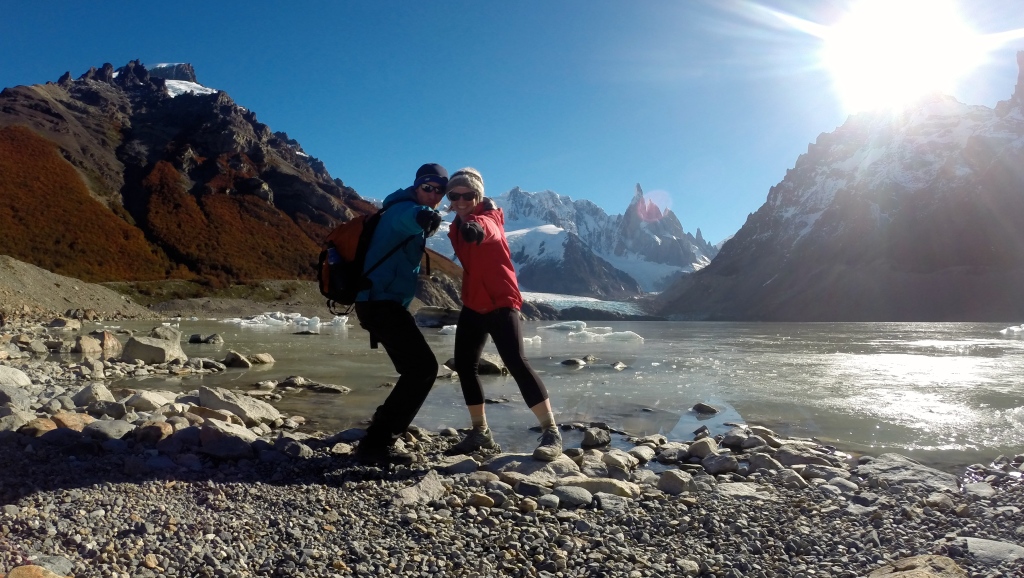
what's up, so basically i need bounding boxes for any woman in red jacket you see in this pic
[444,167,562,461]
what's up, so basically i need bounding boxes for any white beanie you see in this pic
[446,167,484,198]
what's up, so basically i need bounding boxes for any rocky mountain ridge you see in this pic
[656,52,1024,321]
[435,184,718,298]
[0,60,462,299]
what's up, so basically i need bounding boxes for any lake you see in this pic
[108,317,1024,470]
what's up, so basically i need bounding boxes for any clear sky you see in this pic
[3,1,1024,244]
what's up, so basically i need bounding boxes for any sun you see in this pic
[820,0,987,112]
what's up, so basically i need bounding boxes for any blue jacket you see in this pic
[356,187,435,307]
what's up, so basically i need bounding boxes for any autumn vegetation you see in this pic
[0,125,172,282]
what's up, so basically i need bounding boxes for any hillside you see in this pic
[0,61,374,286]
[656,51,1024,321]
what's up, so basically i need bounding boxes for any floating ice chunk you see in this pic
[439,325,458,335]
[568,330,644,343]
[540,321,587,332]
[523,335,542,345]
[999,324,1024,336]
[588,327,613,334]
[329,315,349,326]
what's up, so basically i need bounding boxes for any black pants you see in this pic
[454,307,549,408]
[354,300,439,445]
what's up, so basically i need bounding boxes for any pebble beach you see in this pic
[2,317,1024,578]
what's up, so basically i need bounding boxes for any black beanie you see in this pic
[414,163,449,187]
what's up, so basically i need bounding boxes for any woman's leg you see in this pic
[486,308,550,410]
[485,308,562,460]
[448,307,500,454]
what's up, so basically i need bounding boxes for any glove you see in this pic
[415,209,443,235]
[461,221,485,245]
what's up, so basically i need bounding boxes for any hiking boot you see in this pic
[446,427,500,455]
[532,426,562,461]
[354,440,415,466]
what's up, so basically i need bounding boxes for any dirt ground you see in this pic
[0,256,337,322]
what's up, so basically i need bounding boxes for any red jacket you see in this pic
[448,203,522,314]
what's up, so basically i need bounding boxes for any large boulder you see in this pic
[856,453,959,493]
[71,335,102,354]
[0,367,31,387]
[149,325,182,342]
[197,386,282,426]
[199,420,256,459]
[122,336,187,364]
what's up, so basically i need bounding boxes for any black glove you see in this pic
[461,221,485,245]
[415,209,443,235]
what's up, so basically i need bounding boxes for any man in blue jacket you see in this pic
[353,163,447,465]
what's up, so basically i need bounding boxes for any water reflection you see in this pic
[88,319,1024,466]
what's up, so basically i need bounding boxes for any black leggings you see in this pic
[454,307,549,408]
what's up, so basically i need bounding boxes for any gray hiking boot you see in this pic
[532,426,563,461]
[446,426,500,455]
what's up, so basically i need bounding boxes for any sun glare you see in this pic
[821,0,987,112]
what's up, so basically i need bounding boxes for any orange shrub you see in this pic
[0,125,171,281]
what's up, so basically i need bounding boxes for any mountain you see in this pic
[426,185,718,299]
[656,52,1024,321]
[0,60,419,287]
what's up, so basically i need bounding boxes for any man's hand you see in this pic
[416,209,443,235]
[461,221,485,245]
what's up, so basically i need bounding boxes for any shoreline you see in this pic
[3,332,1024,576]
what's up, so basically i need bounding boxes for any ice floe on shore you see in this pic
[221,312,349,328]
[999,324,1024,336]
[540,320,644,342]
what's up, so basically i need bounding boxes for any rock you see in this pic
[561,358,587,367]
[717,482,779,501]
[0,367,31,387]
[658,469,699,495]
[552,485,593,507]
[198,386,282,426]
[581,427,611,448]
[71,335,102,354]
[393,469,446,507]
[72,383,115,406]
[93,331,123,355]
[602,448,639,470]
[149,325,182,341]
[223,350,253,368]
[857,453,959,493]
[687,437,719,459]
[748,453,784,472]
[963,482,997,499]
[555,476,640,499]
[47,318,81,331]
[124,390,174,412]
[135,421,174,445]
[19,418,58,437]
[691,402,719,414]
[82,420,135,441]
[199,419,257,459]
[867,555,966,577]
[482,454,581,485]
[6,565,67,577]
[249,352,275,364]
[702,453,739,475]
[627,445,656,463]
[774,445,834,467]
[593,492,630,514]
[122,336,187,364]
[959,537,1024,565]
[50,411,95,431]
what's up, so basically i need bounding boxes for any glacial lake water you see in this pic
[105,318,1024,471]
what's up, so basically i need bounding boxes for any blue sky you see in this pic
[3,1,1023,244]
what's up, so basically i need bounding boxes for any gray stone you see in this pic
[717,482,779,501]
[0,367,31,387]
[199,420,257,459]
[657,469,698,495]
[702,453,739,475]
[552,485,593,507]
[963,482,997,499]
[149,325,182,341]
[198,386,282,426]
[856,453,959,493]
[83,420,136,441]
[688,437,719,459]
[593,492,630,514]
[393,470,447,507]
[581,427,611,448]
[961,537,1024,564]
[122,336,188,364]
[72,383,115,407]
[483,453,580,485]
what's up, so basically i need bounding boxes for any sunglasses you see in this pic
[418,183,445,194]
[447,192,477,202]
